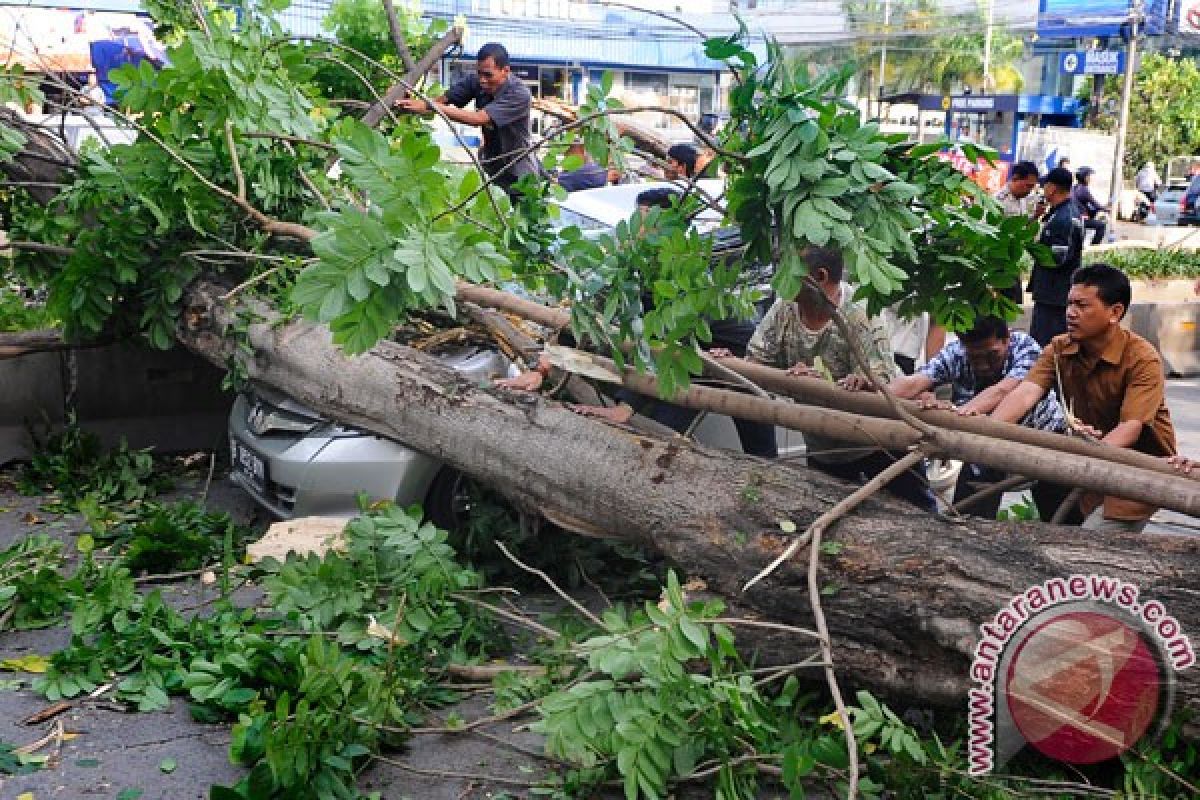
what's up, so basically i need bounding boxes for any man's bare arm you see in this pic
[990,380,1046,424]
[1102,419,1144,449]
[396,96,491,127]
[887,373,935,400]
[958,377,1020,415]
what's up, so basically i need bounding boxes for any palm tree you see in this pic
[840,0,1026,96]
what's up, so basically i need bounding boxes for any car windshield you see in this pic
[554,206,610,232]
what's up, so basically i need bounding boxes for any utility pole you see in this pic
[1109,0,1142,216]
[982,0,994,89]
[877,0,891,119]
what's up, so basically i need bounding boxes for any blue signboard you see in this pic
[1037,0,1167,38]
[1059,50,1126,75]
[916,95,1020,113]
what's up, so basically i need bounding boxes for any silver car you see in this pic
[228,346,512,522]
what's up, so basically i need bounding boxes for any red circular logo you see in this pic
[1004,611,1163,764]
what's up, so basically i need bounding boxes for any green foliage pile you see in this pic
[0,535,70,630]
[1,480,1195,798]
[1086,247,1200,280]
[17,419,171,509]
[103,499,250,575]
[28,505,498,799]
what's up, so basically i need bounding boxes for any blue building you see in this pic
[284,0,777,139]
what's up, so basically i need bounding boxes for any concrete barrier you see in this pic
[0,342,232,465]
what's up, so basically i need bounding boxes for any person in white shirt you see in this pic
[993,161,1040,218]
[81,74,106,115]
[880,307,945,376]
[1135,161,1162,202]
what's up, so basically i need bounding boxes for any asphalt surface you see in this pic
[0,472,556,800]
[1148,379,1200,536]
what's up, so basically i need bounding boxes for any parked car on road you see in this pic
[229,346,513,525]
[1150,156,1200,227]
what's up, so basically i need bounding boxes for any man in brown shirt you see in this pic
[990,263,1176,531]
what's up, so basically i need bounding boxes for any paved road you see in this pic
[1150,378,1200,535]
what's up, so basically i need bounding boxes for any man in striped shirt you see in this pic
[888,315,1076,521]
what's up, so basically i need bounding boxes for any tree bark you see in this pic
[533,96,671,160]
[178,281,1200,717]
[360,27,464,130]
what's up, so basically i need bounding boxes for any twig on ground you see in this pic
[15,718,64,756]
[372,754,541,787]
[451,592,561,640]
[21,701,72,726]
[494,540,602,626]
[133,568,207,585]
[200,449,217,503]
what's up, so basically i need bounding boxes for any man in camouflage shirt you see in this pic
[731,246,935,510]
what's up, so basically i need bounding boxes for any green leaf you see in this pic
[159,757,177,774]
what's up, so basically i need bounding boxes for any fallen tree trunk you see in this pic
[532,96,671,160]
[178,280,1200,716]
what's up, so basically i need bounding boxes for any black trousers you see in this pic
[1030,303,1067,347]
[953,464,1083,524]
[1083,218,1107,246]
[614,389,778,458]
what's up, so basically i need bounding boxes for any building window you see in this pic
[626,72,668,95]
[539,67,568,100]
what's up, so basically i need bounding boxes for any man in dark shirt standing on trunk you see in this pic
[1029,167,1085,346]
[398,43,537,194]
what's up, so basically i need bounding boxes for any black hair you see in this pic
[1071,263,1131,316]
[636,188,680,209]
[666,143,700,177]
[801,246,844,283]
[958,315,1009,344]
[1043,166,1073,191]
[476,43,510,68]
[1010,161,1039,180]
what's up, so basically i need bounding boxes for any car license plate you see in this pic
[232,440,265,484]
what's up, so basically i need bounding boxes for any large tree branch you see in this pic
[381,0,418,72]
[453,283,1200,486]
[360,26,463,130]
